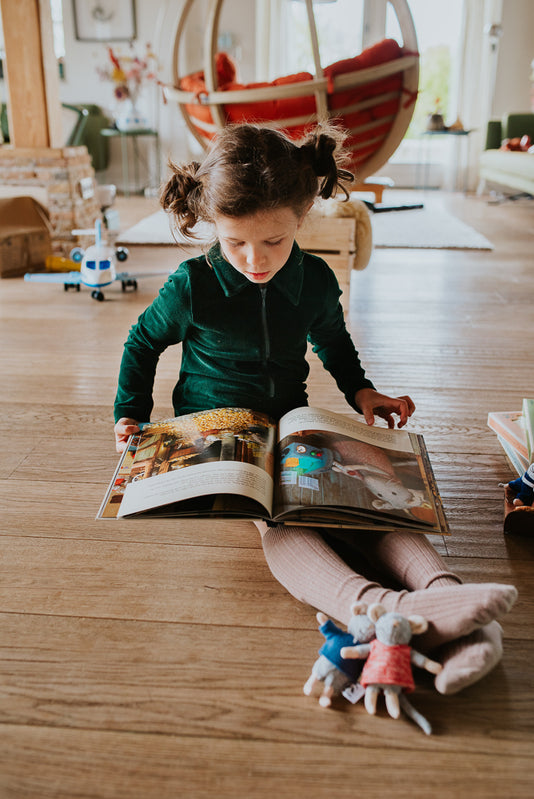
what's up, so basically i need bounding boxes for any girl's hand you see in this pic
[114,417,140,453]
[354,388,415,429]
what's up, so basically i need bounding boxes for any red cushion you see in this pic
[224,72,315,127]
[324,39,407,166]
[179,51,237,96]
[215,51,237,85]
[179,41,411,150]
[180,61,316,139]
[323,38,404,84]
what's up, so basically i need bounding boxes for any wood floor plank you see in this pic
[1,478,262,547]
[0,723,532,799]
[0,536,310,626]
[0,614,531,748]
[0,534,530,638]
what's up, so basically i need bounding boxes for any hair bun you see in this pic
[160,160,204,238]
[312,133,337,177]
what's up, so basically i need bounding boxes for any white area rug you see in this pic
[117,213,212,246]
[370,199,494,250]
[117,198,494,251]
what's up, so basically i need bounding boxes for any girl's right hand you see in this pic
[114,417,140,453]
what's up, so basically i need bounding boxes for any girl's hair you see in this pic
[160,123,354,238]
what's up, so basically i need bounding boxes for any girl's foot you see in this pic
[434,621,504,695]
[361,582,518,649]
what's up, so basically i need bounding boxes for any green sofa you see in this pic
[479,112,534,195]
[1,102,110,171]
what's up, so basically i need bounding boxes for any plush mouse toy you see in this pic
[303,602,375,708]
[506,464,534,506]
[341,603,442,735]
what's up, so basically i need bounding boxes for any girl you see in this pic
[114,123,517,696]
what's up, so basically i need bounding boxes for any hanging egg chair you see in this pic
[163,0,419,183]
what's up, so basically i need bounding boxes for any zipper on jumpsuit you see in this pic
[259,285,275,398]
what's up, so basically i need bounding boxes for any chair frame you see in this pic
[163,0,419,183]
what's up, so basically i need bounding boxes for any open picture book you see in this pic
[98,406,449,535]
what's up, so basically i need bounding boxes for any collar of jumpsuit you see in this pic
[207,241,305,305]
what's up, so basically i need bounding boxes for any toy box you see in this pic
[0,196,52,278]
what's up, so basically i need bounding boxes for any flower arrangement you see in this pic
[97,42,159,107]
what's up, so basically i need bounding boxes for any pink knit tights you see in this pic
[256,523,517,652]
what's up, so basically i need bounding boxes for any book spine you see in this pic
[522,398,534,463]
[487,412,528,459]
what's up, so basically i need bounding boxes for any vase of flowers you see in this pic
[97,43,159,132]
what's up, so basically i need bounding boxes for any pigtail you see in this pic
[300,125,354,201]
[160,160,204,238]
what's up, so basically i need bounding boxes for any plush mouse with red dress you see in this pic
[341,603,442,735]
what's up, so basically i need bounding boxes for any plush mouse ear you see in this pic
[350,601,367,616]
[408,615,428,635]
[367,603,387,622]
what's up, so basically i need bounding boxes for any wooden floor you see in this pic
[1,190,533,798]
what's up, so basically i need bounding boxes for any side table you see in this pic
[100,127,161,196]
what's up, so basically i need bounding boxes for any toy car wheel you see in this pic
[91,290,105,302]
[116,247,129,262]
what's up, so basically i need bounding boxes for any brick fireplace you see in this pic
[0,145,100,256]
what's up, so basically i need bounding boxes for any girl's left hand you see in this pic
[354,388,415,429]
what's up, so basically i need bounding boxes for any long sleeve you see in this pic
[114,267,192,422]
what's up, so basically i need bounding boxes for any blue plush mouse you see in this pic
[303,602,375,708]
[507,463,534,506]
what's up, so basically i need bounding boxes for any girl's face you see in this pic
[213,206,306,284]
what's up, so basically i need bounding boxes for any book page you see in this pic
[114,408,276,518]
[118,460,274,518]
[274,406,447,533]
[278,407,414,452]
[97,433,142,519]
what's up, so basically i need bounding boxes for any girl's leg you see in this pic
[349,529,462,591]
[257,523,517,652]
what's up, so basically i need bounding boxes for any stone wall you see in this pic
[0,145,100,256]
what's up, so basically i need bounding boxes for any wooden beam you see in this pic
[0,0,62,147]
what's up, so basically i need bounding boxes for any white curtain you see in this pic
[455,0,504,190]
[255,0,285,80]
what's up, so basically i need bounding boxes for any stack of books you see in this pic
[487,398,534,476]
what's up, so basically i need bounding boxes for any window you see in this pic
[390,0,464,134]
[385,0,465,185]
[277,0,365,77]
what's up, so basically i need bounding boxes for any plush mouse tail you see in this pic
[399,694,433,735]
